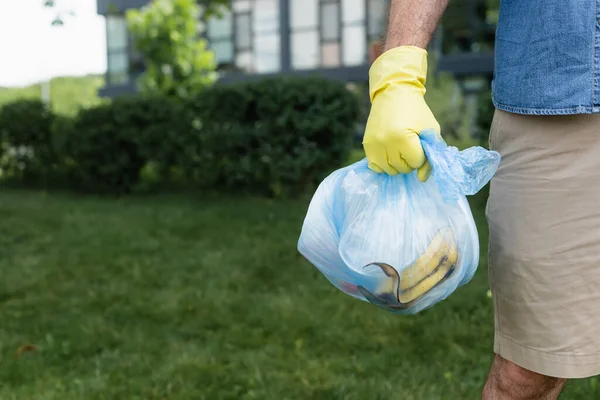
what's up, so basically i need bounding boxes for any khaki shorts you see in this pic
[486,109,600,379]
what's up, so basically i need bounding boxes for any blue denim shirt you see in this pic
[492,0,600,115]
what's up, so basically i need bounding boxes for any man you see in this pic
[363,0,600,398]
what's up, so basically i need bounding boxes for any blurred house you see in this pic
[96,0,494,98]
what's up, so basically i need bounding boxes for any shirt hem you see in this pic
[492,95,600,115]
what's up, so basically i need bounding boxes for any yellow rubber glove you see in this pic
[362,46,440,182]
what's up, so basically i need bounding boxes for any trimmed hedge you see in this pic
[0,76,361,196]
[65,94,195,194]
[191,77,360,196]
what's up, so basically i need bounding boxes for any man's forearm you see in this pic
[384,0,450,51]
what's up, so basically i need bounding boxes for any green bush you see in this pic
[65,94,195,194]
[0,99,58,181]
[65,100,142,194]
[1,76,361,197]
[191,76,361,196]
[112,94,195,179]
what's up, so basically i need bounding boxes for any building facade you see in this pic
[96,0,495,97]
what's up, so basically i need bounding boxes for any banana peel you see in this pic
[357,226,458,311]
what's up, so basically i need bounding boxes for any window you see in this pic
[291,0,318,29]
[106,15,127,50]
[106,15,129,84]
[206,0,281,73]
[292,30,319,69]
[207,11,233,38]
[207,8,234,68]
[253,0,280,73]
[321,2,339,41]
[204,0,391,77]
[343,25,366,65]
[290,0,371,70]
[320,0,340,67]
[321,42,340,67]
[368,0,388,40]
[233,0,252,12]
[235,13,252,50]
[211,41,235,66]
[254,0,279,33]
[290,0,319,69]
[340,0,366,66]
[342,0,365,24]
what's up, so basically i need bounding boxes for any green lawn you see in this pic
[0,189,598,399]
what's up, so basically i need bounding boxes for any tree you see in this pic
[126,0,218,100]
[198,0,231,20]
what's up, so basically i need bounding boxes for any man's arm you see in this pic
[363,0,448,178]
[384,0,450,51]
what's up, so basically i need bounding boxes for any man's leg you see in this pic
[482,355,566,400]
[484,109,600,397]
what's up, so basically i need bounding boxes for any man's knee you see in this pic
[501,357,551,387]
[485,355,566,399]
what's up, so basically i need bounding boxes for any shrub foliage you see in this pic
[0,77,361,196]
[0,99,57,181]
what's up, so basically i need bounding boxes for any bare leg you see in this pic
[482,354,567,400]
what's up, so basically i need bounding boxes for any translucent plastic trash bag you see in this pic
[297,130,501,315]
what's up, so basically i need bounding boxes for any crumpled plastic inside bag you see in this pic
[297,130,501,315]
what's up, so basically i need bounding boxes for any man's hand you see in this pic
[362,46,438,181]
[362,0,449,181]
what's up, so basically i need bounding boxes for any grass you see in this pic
[0,189,598,399]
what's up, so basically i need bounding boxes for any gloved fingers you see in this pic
[364,143,400,175]
[376,159,400,176]
[398,132,427,169]
[387,150,413,174]
[417,159,432,182]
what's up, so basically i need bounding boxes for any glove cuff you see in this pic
[368,46,428,102]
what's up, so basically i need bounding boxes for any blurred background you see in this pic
[0,0,598,399]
